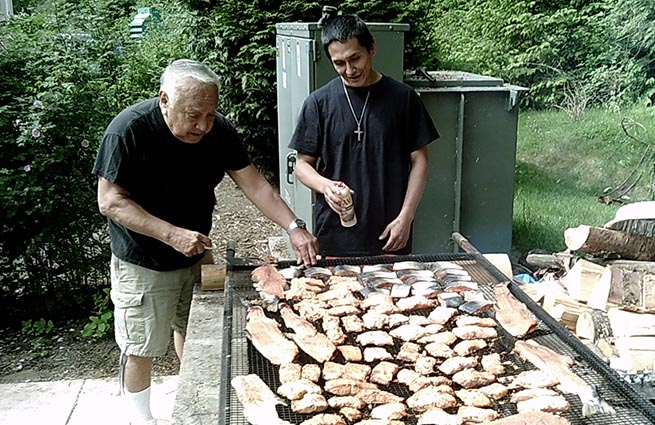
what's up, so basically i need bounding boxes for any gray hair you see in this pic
[160,59,221,105]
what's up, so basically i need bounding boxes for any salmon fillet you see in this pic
[251,264,286,299]
[246,306,298,365]
[279,303,335,363]
[494,285,538,337]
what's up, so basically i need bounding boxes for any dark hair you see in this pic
[321,14,374,58]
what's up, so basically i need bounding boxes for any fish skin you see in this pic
[333,264,361,277]
[303,266,333,279]
[458,300,495,315]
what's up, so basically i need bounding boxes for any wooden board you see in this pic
[607,269,655,312]
[201,264,226,291]
[560,259,604,302]
[607,308,655,337]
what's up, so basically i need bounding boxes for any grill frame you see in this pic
[218,253,655,425]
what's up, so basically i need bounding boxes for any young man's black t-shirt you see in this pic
[289,76,439,257]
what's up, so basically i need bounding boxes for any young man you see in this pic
[93,59,318,424]
[289,14,439,257]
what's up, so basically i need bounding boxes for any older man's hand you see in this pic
[289,229,319,266]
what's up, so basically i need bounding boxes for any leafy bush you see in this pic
[0,1,131,324]
[82,288,113,338]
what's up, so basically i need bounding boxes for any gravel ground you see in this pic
[0,179,281,383]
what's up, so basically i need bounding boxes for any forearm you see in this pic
[98,190,178,245]
[398,148,429,221]
[295,159,334,195]
[243,184,297,229]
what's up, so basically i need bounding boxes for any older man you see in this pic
[93,59,318,424]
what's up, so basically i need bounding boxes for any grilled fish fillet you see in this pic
[300,413,346,425]
[478,382,509,400]
[277,379,321,401]
[510,370,560,389]
[407,386,458,412]
[456,389,493,407]
[494,285,538,337]
[438,356,479,375]
[251,265,286,299]
[356,330,394,347]
[427,306,459,325]
[454,339,488,356]
[516,395,570,413]
[457,406,499,423]
[246,306,298,365]
[279,363,302,384]
[356,388,403,405]
[301,364,321,383]
[481,353,505,375]
[452,368,497,389]
[510,388,561,403]
[231,374,292,425]
[417,408,458,425]
[514,340,615,416]
[324,378,377,396]
[370,402,407,420]
[390,323,429,341]
[291,392,328,414]
[452,324,498,340]
[370,361,400,385]
[396,342,422,362]
[337,345,362,362]
[487,412,571,425]
[279,303,335,363]
[328,396,366,410]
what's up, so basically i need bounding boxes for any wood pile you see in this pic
[519,202,655,374]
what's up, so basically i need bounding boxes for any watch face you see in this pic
[295,218,306,229]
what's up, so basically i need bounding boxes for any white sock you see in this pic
[125,386,155,425]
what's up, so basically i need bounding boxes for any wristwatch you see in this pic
[286,218,306,234]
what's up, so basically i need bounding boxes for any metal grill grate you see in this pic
[219,253,655,425]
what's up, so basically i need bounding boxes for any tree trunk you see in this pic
[564,225,655,261]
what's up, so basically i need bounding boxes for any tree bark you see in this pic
[564,225,655,261]
[576,309,613,342]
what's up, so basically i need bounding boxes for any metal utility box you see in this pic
[406,71,528,254]
[276,22,409,233]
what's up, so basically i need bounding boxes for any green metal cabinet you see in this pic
[276,22,409,234]
[407,71,528,254]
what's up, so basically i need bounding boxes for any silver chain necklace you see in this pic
[342,79,371,142]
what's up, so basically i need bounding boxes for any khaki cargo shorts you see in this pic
[109,255,199,357]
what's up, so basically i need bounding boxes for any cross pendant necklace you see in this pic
[342,79,371,142]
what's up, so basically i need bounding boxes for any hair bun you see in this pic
[318,5,338,27]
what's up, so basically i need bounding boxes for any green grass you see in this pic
[512,105,655,254]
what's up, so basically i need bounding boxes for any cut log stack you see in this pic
[522,202,655,374]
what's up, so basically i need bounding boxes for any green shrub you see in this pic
[0,1,131,324]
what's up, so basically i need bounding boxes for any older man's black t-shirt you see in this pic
[289,76,439,257]
[92,98,250,271]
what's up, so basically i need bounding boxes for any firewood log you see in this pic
[564,225,655,261]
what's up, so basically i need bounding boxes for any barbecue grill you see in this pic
[218,253,655,425]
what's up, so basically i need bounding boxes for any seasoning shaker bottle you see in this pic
[336,181,357,227]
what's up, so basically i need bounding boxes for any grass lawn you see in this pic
[512,105,655,254]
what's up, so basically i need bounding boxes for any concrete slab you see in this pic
[0,380,83,425]
[173,289,223,425]
[0,376,177,425]
[68,376,178,425]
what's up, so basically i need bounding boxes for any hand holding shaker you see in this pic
[336,181,357,227]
